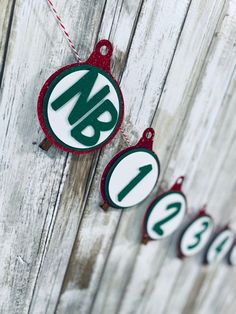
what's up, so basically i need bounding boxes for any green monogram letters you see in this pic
[71,99,118,146]
[51,67,119,146]
[42,64,122,152]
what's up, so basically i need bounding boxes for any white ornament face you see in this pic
[104,148,160,208]
[180,215,214,257]
[40,64,123,152]
[205,229,234,265]
[146,191,186,240]
[228,243,236,266]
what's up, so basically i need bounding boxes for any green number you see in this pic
[187,220,209,250]
[215,236,229,255]
[117,164,152,202]
[153,202,181,236]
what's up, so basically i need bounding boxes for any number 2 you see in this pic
[153,202,181,236]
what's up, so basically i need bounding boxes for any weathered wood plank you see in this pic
[0,0,15,81]
[91,1,236,313]
[28,0,146,313]
[179,137,236,314]
[91,0,232,313]
[124,2,235,312]
[134,2,236,312]
[0,0,107,313]
[175,60,236,312]
[0,0,71,311]
[159,3,236,313]
[165,139,236,314]
[1,0,236,313]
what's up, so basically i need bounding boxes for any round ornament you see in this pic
[100,128,160,209]
[38,40,124,154]
[204,227,234,265]
[142,176,187,242]
[178,208,214,258]
[227,241,236,266]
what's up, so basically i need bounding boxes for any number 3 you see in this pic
[178,214,214,258]
[187,221,209,250]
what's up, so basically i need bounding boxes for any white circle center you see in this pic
[206,230,234,264]
[47,68,120,149]
[147,192,186,240]
[107,150,159,208]
[180,216,214,256]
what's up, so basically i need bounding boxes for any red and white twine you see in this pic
[47,0,81,61]
[119,128,131,146]
[46,0,131,147]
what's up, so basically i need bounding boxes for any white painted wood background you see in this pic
[0,0,236,313]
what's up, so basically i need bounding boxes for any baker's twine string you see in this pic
[46,0,131,147]
[47,0,81,61]
[119,127,132,146]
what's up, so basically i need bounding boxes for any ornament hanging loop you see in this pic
[199,204,207,216]
[86,39,113,72]
[171,176,185,192]
[136,128,155,150]
[96,40,113,57]
[143,128,155,140]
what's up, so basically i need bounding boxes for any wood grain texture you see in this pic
[0,0,236,313]
[57,0,192,313]
[0,0,15,81]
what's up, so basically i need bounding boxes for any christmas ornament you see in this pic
[142,176,187,243]
[227,240,236,266]
[38,39,124,154]
[177,207,214,258]
[100,128,160,209]
[203,226,234,265]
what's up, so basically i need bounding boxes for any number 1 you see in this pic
[117,164,152,202]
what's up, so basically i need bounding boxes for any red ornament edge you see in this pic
[202,225,234,265]
[100,128,158,209]
[37,39,124,154]
[176,206,214,259]
[141,176,187,243]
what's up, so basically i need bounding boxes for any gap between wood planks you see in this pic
[158,5,236,313]
[25,0,110,309]
[87,1,194,313]
[54,0,147,311]
[0,0,16,88]
[26,0,138,311]
[88,0,236,313]
[159,0,229,183]
[1,0,233,312]
[52,0,205,312]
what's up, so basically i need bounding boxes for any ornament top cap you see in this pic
[136,128,155,150]
[86,39,113,72]
[171,176,185,192]
[198,204,207,216]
